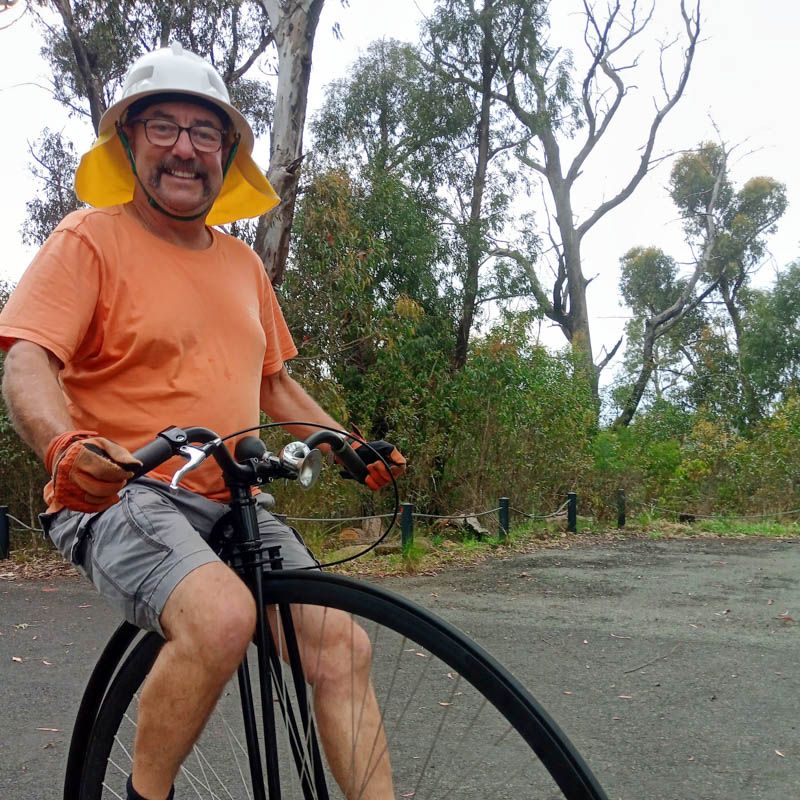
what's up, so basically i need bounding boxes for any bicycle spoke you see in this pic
[101,783,125,800]
[106,757,130,780]
[410,672,463,799]
[112,734,134,765]
[222,713,253,799]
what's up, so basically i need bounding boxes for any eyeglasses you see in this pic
[130,118,225,153]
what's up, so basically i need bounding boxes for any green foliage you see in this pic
[742,261,800,404]
[313,39,472,187]
[21,129,83,247]
[619,247,683,315]
[437,320,596,513]
[669,142,733,235]
[36,0,274,130]
[282,166,451,393]
[615,141,790,427]
[590,400,690,518]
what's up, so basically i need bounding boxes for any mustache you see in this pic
[151,158,209,184]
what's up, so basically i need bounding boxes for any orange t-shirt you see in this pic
[0,205,298,502]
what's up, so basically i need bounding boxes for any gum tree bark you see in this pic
[254,0,325,284]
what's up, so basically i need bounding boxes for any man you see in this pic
[0,43,405,800]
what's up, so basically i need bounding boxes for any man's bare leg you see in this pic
[278,604,394,799]
[129,565,391,800]
[131,562,256,800]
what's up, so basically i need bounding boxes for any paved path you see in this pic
[1,536,798,799]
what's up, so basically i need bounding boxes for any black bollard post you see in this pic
[616,489,626,529]
[0,506,9,560]
[499,497,510,541]
[567,492,577,533]
[401,503,414,552]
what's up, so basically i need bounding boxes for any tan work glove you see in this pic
[44,430,141,513]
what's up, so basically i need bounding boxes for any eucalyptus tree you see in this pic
[614,246,708,407]
[252,0,326,284]
[454,0,703,401]
[20,128,82,246]
[744,262,800,408]
[314,28,533,371]
[423,0,537,369]
[613,142,787,428]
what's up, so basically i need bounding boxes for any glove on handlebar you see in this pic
[341,433,407,492]
[45,430,140,514]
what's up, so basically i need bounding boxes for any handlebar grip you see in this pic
[332,440,369,483]
[130,437,175,479]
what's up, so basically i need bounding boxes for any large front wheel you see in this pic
[75,571,608,799]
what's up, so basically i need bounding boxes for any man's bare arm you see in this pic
[259,367,346,447]
[2,340,73,460]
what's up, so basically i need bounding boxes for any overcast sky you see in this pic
[1,0,798,365]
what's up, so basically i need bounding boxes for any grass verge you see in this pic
[3,515,799,582]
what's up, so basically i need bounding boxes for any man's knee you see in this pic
[161,563,256,673]
[300,610,373,685]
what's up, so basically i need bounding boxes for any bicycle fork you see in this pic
[228,488,330,800]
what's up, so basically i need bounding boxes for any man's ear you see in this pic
[116,120,138,157]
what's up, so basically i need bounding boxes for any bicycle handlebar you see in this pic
[128,425,368,489]
[305,430,369,483]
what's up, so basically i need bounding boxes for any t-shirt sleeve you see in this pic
[259,270,298,376]
[0,226,101,364]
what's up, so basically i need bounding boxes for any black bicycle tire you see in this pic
[76,571,608,800]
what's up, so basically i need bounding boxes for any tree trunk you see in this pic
[254,0,325,284]
[541,128,596,397]
[51,0,107,134]
[612,160,726,428]
[719,276,760,426]
[491,1,701,408]
[452,0,494,371]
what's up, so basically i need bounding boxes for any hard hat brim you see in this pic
[74,126,280,225]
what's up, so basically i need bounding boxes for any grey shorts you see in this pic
[42,478,319,636]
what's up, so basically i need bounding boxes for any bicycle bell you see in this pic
[280,441,322,489]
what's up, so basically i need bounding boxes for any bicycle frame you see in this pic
[223,479,331,800]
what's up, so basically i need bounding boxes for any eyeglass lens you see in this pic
[142,120,223,152]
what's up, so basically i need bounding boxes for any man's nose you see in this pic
[171,128,196,157]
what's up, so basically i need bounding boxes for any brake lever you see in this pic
[169,444,209,489]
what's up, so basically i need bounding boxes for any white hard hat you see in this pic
[75,43,279,224]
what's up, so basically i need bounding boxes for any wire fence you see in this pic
[2,488,799,560]
[0,496,573,559]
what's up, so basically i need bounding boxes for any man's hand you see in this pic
[45,431,141,513]
[349,438,407,492]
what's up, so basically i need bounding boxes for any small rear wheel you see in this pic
[75,571,608,799]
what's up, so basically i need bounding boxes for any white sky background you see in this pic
[0,0,798,374]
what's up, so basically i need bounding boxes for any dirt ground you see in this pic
[1,535,798,799]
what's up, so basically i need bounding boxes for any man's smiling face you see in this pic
[125,99,228,216]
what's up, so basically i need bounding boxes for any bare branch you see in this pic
[491,247,555,318]
[596,335,623,374]
[577,0,702,239]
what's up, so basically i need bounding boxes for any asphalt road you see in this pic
[1,536,798,799]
